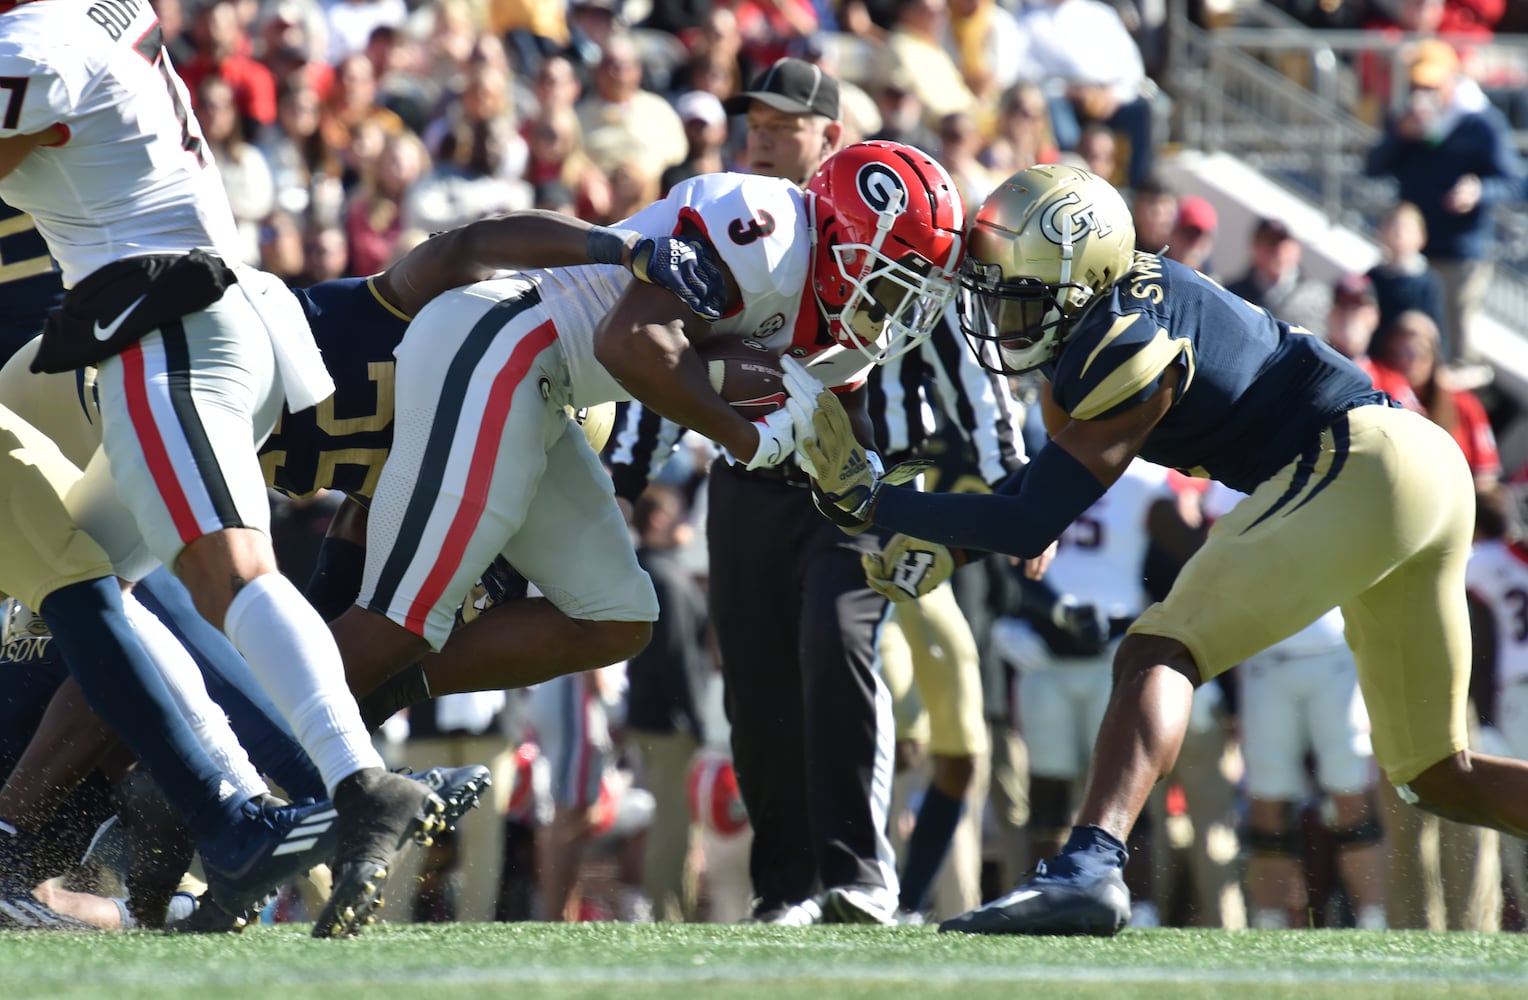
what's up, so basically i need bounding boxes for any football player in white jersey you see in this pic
[0,0,447,937]
[331,141,968,719]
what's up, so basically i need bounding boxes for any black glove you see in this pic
[1049,598,1110,657]
[630,235,727,321]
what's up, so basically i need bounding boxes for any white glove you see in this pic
[781,355,827,476]
[740,406,796,470]
[862,533,955,603]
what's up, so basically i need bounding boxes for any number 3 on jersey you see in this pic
[133,25,207,168]
[727,210,776,246]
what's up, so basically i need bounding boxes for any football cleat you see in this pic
[742,897,822,926]
[111,771,197,930]
[818,885,897,926]
[200,796,341,918]
[937,859,1131,937]
[311,769,445,939]
[400,765,492,832]
[163,893,258,934]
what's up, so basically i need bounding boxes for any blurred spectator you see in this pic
[669,6,746,98]
[489,0,571,65]
[1371,310,1501,487]
[363,24,433,136]
[344,130,430,276]
[578,33,689,177]
[567,0,626,80]
[870,69,940,152]
[324,0,408,63]
[423,59,530,183]
[878,0,978,126]
[319,53,406,180]
[944,0,1023,104]
[939,111,997,211]
[301,220,350,283]
[734,0,820,71]
[405,110,534,234]
[1326,274,1407,399]
[198,76,275,266]
[1363,39,1524,363]
[261,77,342,218]
[424,0,480,85]
[1131,175,1177,255]
[1225,218,1330,338]
[524,106,613,221]
[1165,195,1217,275]
[1366,202,1449,358]
[624,485,712,923]
[182,0,277,137]
[534,54,584,116]
[259,209,307,284]
[1075,123,1118,185]
[1012,0,1156,188]
[605,157,662,223]
[257,3,335,102]
[983,83,1060,177]
[534,180,579,216]
[662,91,730,195]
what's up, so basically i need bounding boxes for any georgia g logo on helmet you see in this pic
[1039,191,1114,246]
[855,163,908,217]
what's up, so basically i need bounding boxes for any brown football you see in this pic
[694,336,786,419]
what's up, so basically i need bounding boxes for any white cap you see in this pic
[675,90,726,128]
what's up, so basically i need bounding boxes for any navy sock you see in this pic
[39,579,240,838]
[134,568,326,802]
[1052,824,1130,876]
[898,785,964,912]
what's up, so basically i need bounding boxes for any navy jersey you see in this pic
[1045,254,1383,494]
[260,277,410,500]
[0,198,64,366]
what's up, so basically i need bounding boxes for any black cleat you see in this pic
[112,771,196,930]
[401,765,491,832]
[163,893,257,934]
[937,859,1131,937]
[311,769,444,939]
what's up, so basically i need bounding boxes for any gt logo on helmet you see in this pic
[1039,192,1114,246]
[855,163,907,217]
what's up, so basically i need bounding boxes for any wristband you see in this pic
[586,226,638,266]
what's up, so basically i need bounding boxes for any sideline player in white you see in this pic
[992,459,1166,871]
[0,0,442,936]
[331,142,968,712]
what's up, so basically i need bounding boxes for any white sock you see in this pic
[1252,907,1290,930]
[121,592,266,803]
[1355,904,1387,930]
[222,573,382,794]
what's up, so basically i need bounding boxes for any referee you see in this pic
[607,58,1024,923]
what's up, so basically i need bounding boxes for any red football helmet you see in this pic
[687,748,749,838]
[806,141,966,364]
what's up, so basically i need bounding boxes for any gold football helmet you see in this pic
[957,165,1136,374]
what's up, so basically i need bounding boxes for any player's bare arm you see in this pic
[376,211,726,320]
[0,126,65,181]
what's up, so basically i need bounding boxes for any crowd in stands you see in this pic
[159,0,1528,928]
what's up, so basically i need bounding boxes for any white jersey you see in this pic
[0,0,239,285]
[1467,538,1528,686]
[527,172,861,408]
[1046,458,1169,620]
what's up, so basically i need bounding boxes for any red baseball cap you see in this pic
[1176,196,1217,235]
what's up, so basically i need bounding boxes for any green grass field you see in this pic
[2,924,1526,1000]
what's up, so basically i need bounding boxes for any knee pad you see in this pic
[1329,815,1384,848]
[1247,801,1301,857]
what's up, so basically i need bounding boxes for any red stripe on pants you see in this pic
[403,320,558,635]
[120,342,201,544]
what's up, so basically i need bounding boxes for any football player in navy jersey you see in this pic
[788,164,1528,936]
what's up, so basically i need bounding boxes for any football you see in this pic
[694,336,786,419]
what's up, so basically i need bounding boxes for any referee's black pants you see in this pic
[706,458,897,909]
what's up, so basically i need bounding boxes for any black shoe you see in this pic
[311,769,445,939]
[112,771,196,930]
[937,859,1131,936]
[163,893,257,934]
